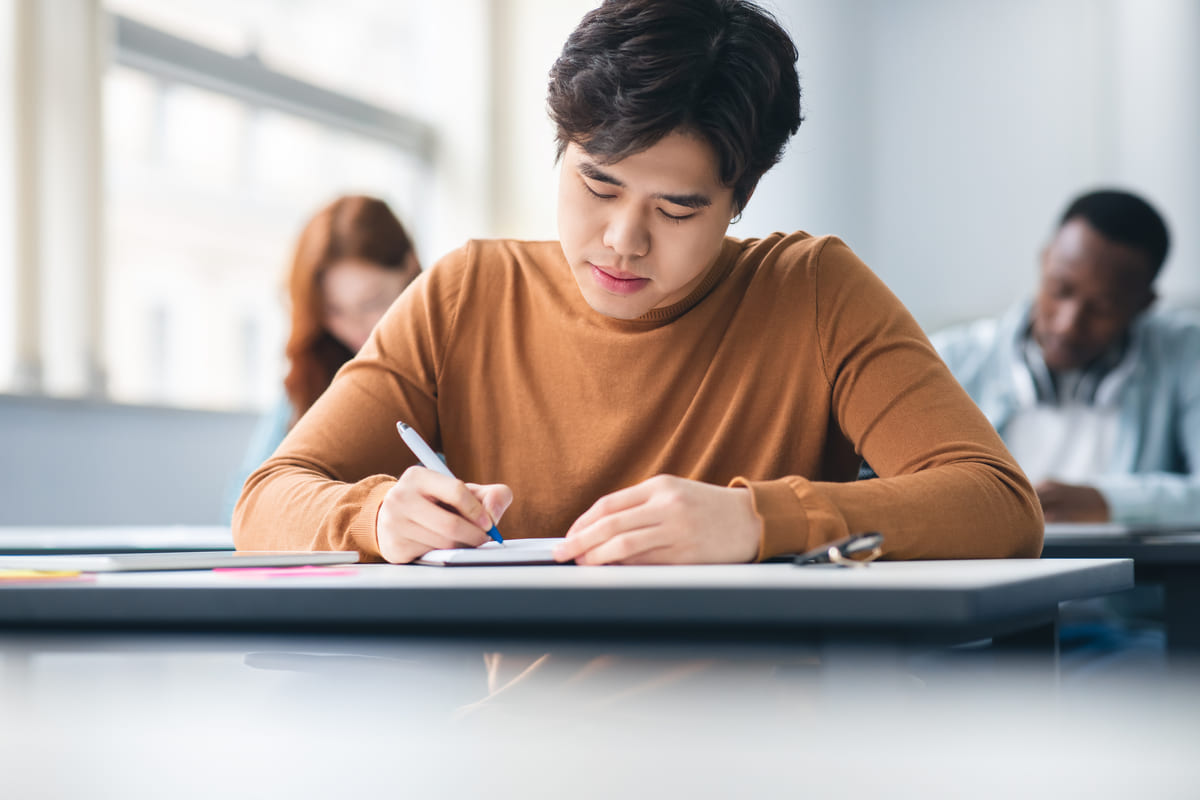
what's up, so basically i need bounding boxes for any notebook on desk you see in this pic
[0,550,359,573]
[416,537,570,566]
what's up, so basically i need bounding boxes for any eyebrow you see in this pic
[577,160,713,210]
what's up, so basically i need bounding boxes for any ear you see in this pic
[733,187,756,222]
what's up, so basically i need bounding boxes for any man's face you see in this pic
[556,132,738,320]
[1032,218,1155,372]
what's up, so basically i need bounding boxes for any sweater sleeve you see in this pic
[742,239,1043,560]
[222,395,292,524]
[231,246,470,560]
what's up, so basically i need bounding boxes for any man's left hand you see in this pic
[1036,480,1110,522]
[554,475,761,565]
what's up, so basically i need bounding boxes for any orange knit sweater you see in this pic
[234,232,1042,561]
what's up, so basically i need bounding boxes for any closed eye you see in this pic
[582,179,615,200]
[582,173,695,221]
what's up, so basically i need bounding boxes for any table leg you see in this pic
[1162,567,1200,669]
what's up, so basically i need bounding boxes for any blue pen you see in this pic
[396,422,504,545]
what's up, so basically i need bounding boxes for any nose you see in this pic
[602,205,650,258]
[1050,300,1087,339]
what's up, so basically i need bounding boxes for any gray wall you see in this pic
[742,0,1200,332]
[5,0,1198,527]
[0,395,257,524]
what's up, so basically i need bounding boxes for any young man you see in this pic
[933,189,1199,524]
[234,0,1041,564]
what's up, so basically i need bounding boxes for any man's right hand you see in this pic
[1035,479,1110,523]
[376,466,513,563]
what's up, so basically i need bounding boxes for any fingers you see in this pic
[565,481,655,537]
[419,471,497,532]
[466,483,514,528]
[558,476,761,565]
[377,495,487,564]
[1034,480,1108,523]
[557,504,670,565]
[566,526,671,566]
[558,478,676,565]
[1034,479,1062,496]
[376,467,512,563]
[407,499,493,547]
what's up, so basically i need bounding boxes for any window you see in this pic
[1,0,535,410]
[103,1,435,409]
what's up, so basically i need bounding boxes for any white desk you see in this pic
[0,557,1178,798]
[0,559,1131,651]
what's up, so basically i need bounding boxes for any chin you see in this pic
[582,294,646,320]
[573,270,648,320]
[1045,354,1088,372]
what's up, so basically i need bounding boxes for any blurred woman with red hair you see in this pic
[227,195,420,517]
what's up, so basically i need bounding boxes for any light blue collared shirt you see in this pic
[931,302,1200,525]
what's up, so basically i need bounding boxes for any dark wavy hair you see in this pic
[283,195,415,424]
[547,0,803,213]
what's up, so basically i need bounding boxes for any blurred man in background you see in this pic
[933,188,1199,526]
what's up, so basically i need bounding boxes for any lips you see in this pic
[589,262,649,295]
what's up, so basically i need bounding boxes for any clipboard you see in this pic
[415,538,570,567]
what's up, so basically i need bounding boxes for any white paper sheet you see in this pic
[415,537,570,566]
